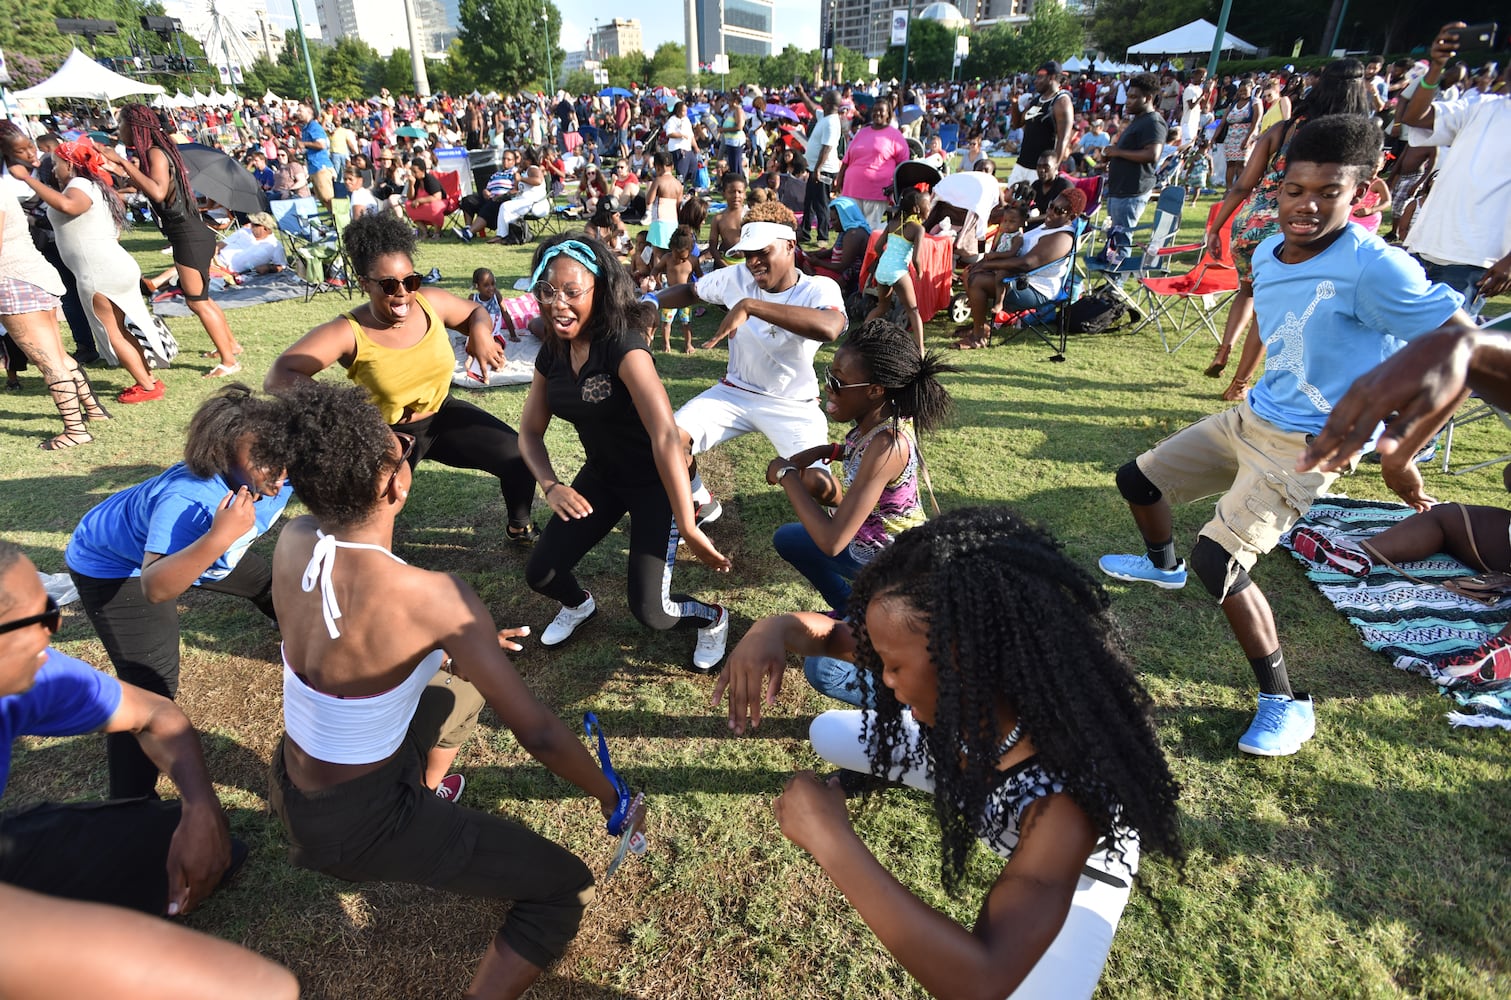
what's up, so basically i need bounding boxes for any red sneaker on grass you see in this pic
[117,380,165,404]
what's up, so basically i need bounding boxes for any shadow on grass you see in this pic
[6,729,274,806]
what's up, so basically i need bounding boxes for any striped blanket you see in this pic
[1281,498,1511,730]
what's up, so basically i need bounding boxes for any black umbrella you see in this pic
[178,142,271,215]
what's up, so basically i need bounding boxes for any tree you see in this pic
[1017,0,1086,69]
[322,37,381,100]
[561,69,593,97]
[602,52,650,89]
[878,18,956,85]
[648,41,691,89]
[1086,0,1207,62]
[961,22,1019,78]
[458,0,563,92]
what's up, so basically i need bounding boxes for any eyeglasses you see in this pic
[366,273,423,295]
[824,366,871,392]
[0,595,61,636]
[385,432,416,496]
[531,280,595,305]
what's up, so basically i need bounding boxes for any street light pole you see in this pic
[541,1,555,96]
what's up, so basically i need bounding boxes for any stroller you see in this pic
[852,160,956,328]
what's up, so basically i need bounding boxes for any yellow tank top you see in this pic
[344,292,454,424]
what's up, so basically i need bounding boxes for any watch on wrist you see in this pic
[776,465,799,482]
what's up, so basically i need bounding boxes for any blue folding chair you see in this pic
[998,217,1087,363]
[1086,187,1191,321]
[937,121,960,153]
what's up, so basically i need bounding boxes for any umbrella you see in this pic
[598,86,633,98]
[851,93,875,111]
[178,142,271,215]
[787,103,812,120]
[395,124,429,139]
[898,104,924,125]
[761,104,800,123]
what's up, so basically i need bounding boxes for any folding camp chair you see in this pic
[998,217,1087,363]
[1086,187,1191,319]
[937,121,960,153]
[435,171,466,236]
[1440,399,1511,476]
[1069,174,1105,228]
[1129,201,1240,354]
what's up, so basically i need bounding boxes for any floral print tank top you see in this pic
[841,419,927,563]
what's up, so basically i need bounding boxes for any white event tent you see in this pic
[14,48,165,102]
[1127,19,1258,59]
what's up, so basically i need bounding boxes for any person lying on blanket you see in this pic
[1097,115,1475,759]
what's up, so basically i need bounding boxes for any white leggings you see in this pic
[809,710,1135,1000]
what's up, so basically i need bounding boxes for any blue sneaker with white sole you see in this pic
[1237,692,1315,756]
[1098,553,1188,589]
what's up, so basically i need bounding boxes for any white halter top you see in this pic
[281,531,445,765]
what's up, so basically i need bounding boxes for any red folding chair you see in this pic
[434,170,465,235]
[1130,202,1240,354]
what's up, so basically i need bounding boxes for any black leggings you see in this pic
[400,396,536,529]
[68,554,275,799]
[524,464,718,631]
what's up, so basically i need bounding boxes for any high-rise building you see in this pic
[823,0,1052,59]
[315,0,453,57]
[691,0,775,63]
[590,18,643,59]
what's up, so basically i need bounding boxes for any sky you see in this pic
[254,0,822,54]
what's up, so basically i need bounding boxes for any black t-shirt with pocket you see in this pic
[1106,111,1166,198]
[535,333,659,486]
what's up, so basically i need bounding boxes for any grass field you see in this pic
[4,204,1510,999]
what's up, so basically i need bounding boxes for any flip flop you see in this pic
[203,361,243,378]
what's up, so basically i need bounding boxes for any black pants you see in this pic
[459,192,503,230]
[269,680,593,969]
[674,149,700,186]
[401,397,536,529]
[524,464,718,631]
[800,174,833,241]
[69,554,275,799]
[0,796,182,914]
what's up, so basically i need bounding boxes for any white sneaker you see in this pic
[690,605,729,673]
[541,592,596,647]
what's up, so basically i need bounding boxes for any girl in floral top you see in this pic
[767,319,954,615]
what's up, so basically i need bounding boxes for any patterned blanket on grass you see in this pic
[1280,498,1511,730]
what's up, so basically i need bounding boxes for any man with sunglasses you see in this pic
[0,539,235,918]
[648,202,847,527]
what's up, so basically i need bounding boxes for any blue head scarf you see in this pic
[531,239,602,285]
[829,196,871,233]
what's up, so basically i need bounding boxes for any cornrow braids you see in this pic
[841,319,956,434]
[848,506,1184,893]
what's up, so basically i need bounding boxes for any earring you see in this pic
[398,489,409,499]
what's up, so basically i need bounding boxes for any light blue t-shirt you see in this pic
[1,649,121,796]
[1248,226,1463,438]
[64,463,293,583]
[302,121,334,174]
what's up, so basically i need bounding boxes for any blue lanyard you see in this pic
[583,712,632,835]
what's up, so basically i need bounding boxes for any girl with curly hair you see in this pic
[262,380,636,999]
[265,211,539,545]
[100,105,241,376]
[518,233,733,669]
[717,506,1184,999]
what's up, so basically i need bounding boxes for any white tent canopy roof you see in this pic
[14,48,166,102]
[1063,56,1145,74]
[1127,18,1258,57]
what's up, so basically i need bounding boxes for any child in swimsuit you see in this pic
[865,187,930,355]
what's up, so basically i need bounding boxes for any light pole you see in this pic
[289,0,320,105]
[541,1,555,96]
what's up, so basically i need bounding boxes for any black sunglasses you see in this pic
[366,273,423,295]
[385,432,417,495]
[0,595,61,636]
[823,366,871,393]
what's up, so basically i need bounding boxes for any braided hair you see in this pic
[839,319,955,433]
[119,103,192,210]
[847,506,1184,892]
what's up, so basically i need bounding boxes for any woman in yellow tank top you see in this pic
[266,213,540,544]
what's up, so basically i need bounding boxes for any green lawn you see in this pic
[3,206,1509,999]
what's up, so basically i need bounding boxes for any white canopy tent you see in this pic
[262,89,283,105]
[190,89,210,105]
[1127,19,1258,59]
[1064,56,1146,75]
[14,48,165,102]
[171,91,194,109]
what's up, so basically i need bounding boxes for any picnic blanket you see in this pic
[1280,497,1511,729]
[449,331,540,387]
[151,270,308,318]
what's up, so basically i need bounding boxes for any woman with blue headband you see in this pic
[265,212,540,546]
[518,233,734,671]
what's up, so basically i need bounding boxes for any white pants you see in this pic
[499,192,548,227]
[674,381,829,460]
[809,710,1134,1000]
[1007,162,1039,187]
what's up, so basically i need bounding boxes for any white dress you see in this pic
[47,178,161,366]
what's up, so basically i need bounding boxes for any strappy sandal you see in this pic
[203,361,243,379]
[200,346,244,359]
[74,368,112,421]
[41,379,94,450]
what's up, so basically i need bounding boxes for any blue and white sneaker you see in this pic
[1098,553,1188,590]
[1237,692,1316,756]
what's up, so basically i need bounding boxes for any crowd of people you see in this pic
[1,17,1509,1000]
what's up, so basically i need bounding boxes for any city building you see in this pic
[690,0,774,63]
[589,18,643,59]
[314,0,453,57]
[823,0,1056,58]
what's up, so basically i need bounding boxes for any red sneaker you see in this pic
[1436,635,1511,684]
[117,380,165,404]
[1289,526,1372,577]
[434,773,465,802]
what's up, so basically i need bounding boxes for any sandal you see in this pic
[1221,376,1250,402]
[40,431,94,450]
[74,368,111,421]
[41,379,94,451]
[200,346,244,359]
[203,361,243,379]
[1204,343,1232,378]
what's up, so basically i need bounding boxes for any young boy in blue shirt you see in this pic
[1098,115,1474,757]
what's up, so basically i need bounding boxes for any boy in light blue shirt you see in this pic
[1098,116,1473,757]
